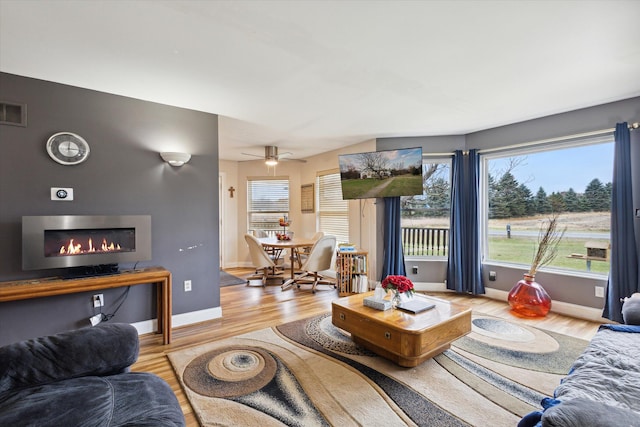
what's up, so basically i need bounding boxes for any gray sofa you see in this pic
[519,297,640,427]
[0,323,185,426]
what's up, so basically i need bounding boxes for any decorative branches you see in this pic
[529,214,566,276]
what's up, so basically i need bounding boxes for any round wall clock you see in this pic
[46,132,90,165]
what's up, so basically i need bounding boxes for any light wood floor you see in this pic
[134,268,603,426]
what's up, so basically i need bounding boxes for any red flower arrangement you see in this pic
[381,275,414,296]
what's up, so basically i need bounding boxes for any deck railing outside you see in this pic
[255,227,449,256]
[402,227,449,257]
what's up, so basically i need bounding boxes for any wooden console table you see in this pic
[0,266,172,344]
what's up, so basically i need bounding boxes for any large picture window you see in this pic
[247,177,289,234]
[317,170,349,244]
[482,137,613,275]
[400,159,452,257]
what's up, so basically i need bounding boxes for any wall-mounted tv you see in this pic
[338,147,423,199]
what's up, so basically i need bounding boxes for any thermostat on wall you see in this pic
[51,187,74,201]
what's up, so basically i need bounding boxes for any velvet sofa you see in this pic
[0,323,185,426]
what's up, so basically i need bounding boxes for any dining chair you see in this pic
[293,235,336,293]
[252,229,284,273]
[252,229,269,238]
[244,234,283,286]
[294,231,324,267]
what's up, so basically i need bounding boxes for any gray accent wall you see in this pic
[0,73,219,345]
[377,97,640,310]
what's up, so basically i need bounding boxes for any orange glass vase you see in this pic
[508,274,551,317]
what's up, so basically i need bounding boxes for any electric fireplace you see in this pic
[22,215,151,272]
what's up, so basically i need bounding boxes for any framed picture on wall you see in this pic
[301,184,314,213]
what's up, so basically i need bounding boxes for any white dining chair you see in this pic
[293,235,336,293]
[244,234,283,286]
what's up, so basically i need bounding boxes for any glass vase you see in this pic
[391,292,402,309]
[508,274,552,317]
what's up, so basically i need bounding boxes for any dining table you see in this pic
[257,236,314,290]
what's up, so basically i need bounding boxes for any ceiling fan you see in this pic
[241,146,307,165]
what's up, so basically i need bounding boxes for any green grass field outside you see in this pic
[488,236,610,274]
[341,175,422,199]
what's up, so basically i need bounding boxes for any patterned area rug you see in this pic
[168,313,588,427]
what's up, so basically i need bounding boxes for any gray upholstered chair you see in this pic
[245,234,283,286]
[294,235,336,293]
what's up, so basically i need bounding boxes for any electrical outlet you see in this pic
[489,271,497,281]
[595,286,605,298]
[92,294,104,307]
[184,280,192,292]
[412,266,418,274]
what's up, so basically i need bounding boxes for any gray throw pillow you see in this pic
[622,293,640,325]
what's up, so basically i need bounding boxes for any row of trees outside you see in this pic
[401,161,612,219]
[489,172,611,218]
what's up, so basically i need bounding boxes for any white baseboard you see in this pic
[409,283,607,323]
[223,262,244,269]
[173,306,223,327]
[131,319,158,336]
[130,306,223,336]
[413,281,448,292]
[483,287,608,323]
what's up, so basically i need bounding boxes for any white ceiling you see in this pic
[1,0,639,161]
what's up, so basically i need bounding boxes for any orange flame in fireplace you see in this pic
[59,237,121,255]
[60,239,82,254]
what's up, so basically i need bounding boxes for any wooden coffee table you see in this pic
[332,292,472,367]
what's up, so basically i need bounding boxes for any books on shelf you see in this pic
[351,274,368,293]
[350,255,366,274]
[336,248,368,295]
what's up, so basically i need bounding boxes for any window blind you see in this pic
[247,178,289,231]
[317,171,349,244]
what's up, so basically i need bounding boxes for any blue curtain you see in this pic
[381,196,406,279]
[603,123,639,322]
[446,150,484,294]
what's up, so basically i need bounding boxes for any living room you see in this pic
[1,1,640,425]
[2,1,639,344]
[3,68,638,345]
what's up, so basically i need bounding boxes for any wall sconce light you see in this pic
[160,152,191,167]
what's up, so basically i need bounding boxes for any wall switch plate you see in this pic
[184,280,192,292]
[595,286,605,298]
[51,187,73,201]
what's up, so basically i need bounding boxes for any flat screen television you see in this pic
[338,147,423,199]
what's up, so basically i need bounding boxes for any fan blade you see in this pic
[279,157,307,163]
[241,152,264,158]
